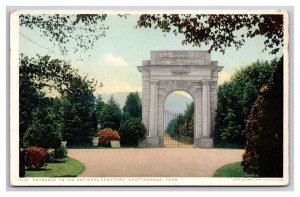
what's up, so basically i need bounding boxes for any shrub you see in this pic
[46,149,55,162]
[95,128,120,147]
[25,146,47,170]
[55,145,68,159]
[242,58,283,177]
[23,106,63,149]
[118,118,146,146]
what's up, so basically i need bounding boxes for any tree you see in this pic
[20,14,109,56]
[123,92,142,120]
[214,59,277,147]
[23,104,63,149]
[19,55,75,142]
[137,14,283,54]
[63,74,98,145]
[165,102,194,138]
[95,95,105,129]
[19,55,99,146]
[183,102,194,137]
[100,96,123,130]
[242,58,283,177]
[119,118,146,146]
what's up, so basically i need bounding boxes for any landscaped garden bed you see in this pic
[25,157,85,177]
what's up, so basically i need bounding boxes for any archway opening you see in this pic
[164,91,195,147]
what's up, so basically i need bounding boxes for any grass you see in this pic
[25,157,85,177]
[213,162,256,177]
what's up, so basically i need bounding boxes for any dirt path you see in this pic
[68,148,244,177]
[163,133,193,148]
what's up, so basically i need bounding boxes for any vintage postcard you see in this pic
[10,9,289,186]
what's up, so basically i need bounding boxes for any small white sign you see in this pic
[110,141,121,148]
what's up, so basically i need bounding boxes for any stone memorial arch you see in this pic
[137,51,223,148]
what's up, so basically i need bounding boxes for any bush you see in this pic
[46,149,55,162]
[23,106,63,149]
[55,145,68,159]
[95,128,120,147]
[242,58,283,177]
[25,146,47,170]
[118,118,146,146]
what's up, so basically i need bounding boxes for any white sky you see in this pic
[19,14,283,94]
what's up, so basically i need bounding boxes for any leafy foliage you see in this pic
[118,118,146,146]
[46,149,55,162]
[19,55,76,141]
[165,102,194,138]
[95,128,121,147]
[23,104,63,149]
[20,14,109,56]
[214,59,277,147]
[100,96,123,130]
[55,145,68,159]
[19,55,99,147]
[63,75,98,146]
[95,95,105,129]
[166,114,185,137]
[25,146,47,170]
[242,58,283,177]
[123,92,142,120]
[137,14,283,54]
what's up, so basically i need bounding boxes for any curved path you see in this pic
[68,148,244,177]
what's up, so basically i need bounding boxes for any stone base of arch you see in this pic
[194,137,214,148]
[146,136,213,148]
[146,137,162,147]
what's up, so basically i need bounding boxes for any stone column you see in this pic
[193,95,202,147]
[202,81,211,137]
[146,80,159,147]
[201,80,213,148]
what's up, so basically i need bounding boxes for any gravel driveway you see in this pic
[68,148,244,177]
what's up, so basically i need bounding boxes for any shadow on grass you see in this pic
[47,159,66,163]
[213,142,245,149]
[26,168,52,172]
[53,175,77,177]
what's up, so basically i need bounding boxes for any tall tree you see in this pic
[184,102,194,137]
[100,96,123,130]
[214,59,277,147]
[63,74,97,145]
[95,94,105,130]
[123,92,142,120]
[19,55,75,142]
[242,58,283,177]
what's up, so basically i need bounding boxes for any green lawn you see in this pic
[213,162,256,177]
[25,157,85,177]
